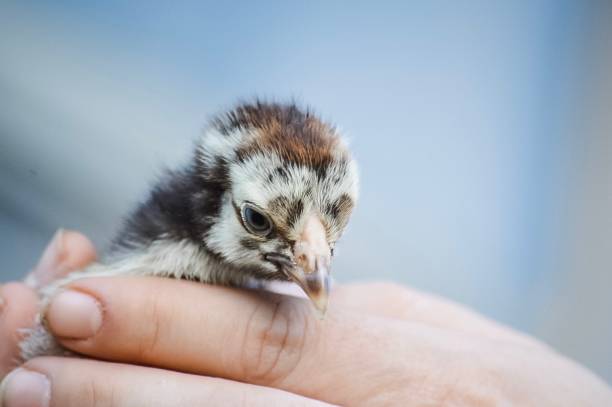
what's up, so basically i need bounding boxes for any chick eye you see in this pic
[241,204,272,236]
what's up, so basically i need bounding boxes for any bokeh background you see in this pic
[1,1,611,383]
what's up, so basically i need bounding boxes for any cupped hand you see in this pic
[2,232,611,406]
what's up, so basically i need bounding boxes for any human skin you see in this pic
[0,231,610,406]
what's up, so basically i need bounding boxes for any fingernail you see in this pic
[46,290,103,339]
[36,229,66,273]
[0,368,50,407]
[25,229,66,289]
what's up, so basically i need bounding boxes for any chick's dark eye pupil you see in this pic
[245,207,269,231]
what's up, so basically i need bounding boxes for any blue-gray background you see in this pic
[1,1,611,382]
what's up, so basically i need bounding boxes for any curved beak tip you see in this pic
[311,293,329,318]
[286,266,331,317]
[306,274,331,315]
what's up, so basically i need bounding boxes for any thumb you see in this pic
[24,229,97,289]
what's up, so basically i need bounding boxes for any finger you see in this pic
[43,277,413,405]
[42,277,544,405]
[0,283,38,377]
[332,282,544,348]
[0,357,331,407]
[25,230,97,289]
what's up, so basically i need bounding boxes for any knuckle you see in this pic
[135,290,166,361]
[239,296,310,385]
[367,281,426,316]
[369,281,411,295]
[1,282,27,293]
[370,281,418,302]
[62,375,117,407]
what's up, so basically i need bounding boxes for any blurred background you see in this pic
[1,1,611,383]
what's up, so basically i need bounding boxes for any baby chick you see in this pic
[21,101,359,360]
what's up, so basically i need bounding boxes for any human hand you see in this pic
[1,231,329,406]
[0,230,97,378]
[2,232,611,406]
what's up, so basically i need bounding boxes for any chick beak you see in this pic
[288,214,332,315]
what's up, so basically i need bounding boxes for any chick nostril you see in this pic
[294,252,317,274]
